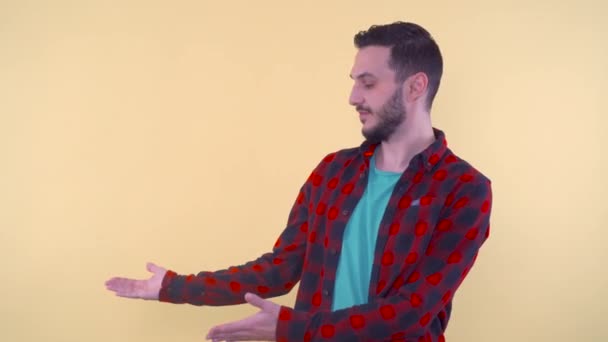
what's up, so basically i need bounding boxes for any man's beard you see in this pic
[361,86,406,143]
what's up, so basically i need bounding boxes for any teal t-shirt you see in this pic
[331,150,401,311]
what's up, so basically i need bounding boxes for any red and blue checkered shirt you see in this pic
[159,128,492,341]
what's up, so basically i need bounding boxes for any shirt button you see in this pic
[342,210,349,216]
[323,289,329,296]
[330,248,337,255]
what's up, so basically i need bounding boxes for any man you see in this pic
[106,21,492,341]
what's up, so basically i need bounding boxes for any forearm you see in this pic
[159,249,304,306]
[159,156,325,307]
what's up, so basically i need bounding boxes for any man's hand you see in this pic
[105,262,167,300]
[206,292,281,342]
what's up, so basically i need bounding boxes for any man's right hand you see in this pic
[105,262,167,300]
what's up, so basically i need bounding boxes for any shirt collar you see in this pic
[359,127,449,173]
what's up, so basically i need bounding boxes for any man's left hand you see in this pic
[206,292,281,342]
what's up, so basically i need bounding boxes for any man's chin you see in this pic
[362,129,382,144]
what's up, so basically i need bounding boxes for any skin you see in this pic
[349,46,436,173]
[105,45,437,342]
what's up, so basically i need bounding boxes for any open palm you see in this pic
[105,262,167,300]
[206,293,280,341]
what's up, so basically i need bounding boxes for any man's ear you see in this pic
[406,72,429,102]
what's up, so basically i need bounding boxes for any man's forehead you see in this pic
[350,46,393,79]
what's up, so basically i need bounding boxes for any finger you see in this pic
[208,315,257,336]
[147,262,160,273]
[105,277,132,291]
[105,277,128,286]
[208,329,257,342]
[209,331,256,341]
[114,291,140,299]
[209,322,245,336]
[244,292,270,311]
[105,277,117,287]
[106,278,143,297]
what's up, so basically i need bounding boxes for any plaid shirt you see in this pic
[159,128,492,341]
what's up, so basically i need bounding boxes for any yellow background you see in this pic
[1,0,606,341]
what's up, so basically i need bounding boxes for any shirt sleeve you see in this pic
[275,177,492,341]
[157,164,319,306]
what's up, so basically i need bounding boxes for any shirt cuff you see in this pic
[158,270,182,303]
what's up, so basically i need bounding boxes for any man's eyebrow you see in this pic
[349,72,376,80]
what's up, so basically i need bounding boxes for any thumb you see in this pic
[146,262,163,274]
[245,292,270,311]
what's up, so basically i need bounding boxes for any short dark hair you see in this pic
[354,22,443,109]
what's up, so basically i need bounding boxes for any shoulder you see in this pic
[311,144,365,173]
[439,149,492,211]
[441,148,491,186]
[320,145,362,164]
[301,144,365,187]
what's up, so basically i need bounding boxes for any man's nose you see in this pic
[349,87,363,107]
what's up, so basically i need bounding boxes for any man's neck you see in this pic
[374,121,435,173]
